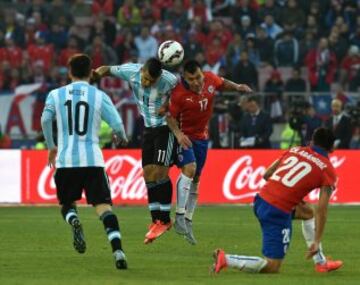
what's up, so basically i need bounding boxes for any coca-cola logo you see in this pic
[223,155,346,202]
[37,155,147,201]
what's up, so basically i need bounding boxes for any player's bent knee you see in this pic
[294,203,314,220]
[182,163,196,178]
[143,165,157,182]
[154,165,170,181]
[95,203,112,217]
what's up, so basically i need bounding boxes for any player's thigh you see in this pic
[141,128,156,169]
[54,168,85,205]
[254,195,292,261]
[83,167,112,206]
[152,126,176,168]
[192,140,209,177]
[177,145,197,178]
[293,201,314,220]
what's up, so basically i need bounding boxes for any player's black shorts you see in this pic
[54,167,112,206]
[142,125,176,167]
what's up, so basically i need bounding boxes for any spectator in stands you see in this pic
[233,50,258,90]
[209,102,231,148]
[89,16,116,47]
[245,35,260,67]
[206,20,233,50]
[232,0,257,27]
[303,104,323,145]
[226,33,243,71]
[26,0,48,21]
[239,95,273,149]
[58,36,81,67]
[84,34,118,68]
[0,33,23,69]
[188,0,213,23]
[324,98,352,149]
[274,31,299,67]
[261,14,283,40]
[350,126,360,149]
[228,95,249,148]
[305,15,319,37]
[3,9,25,47]
[264,69,284,121]
[350,26,360,48]
[280,0,306,33]
[183,31,204,60]
[258,0,282,24]
[328,28,349,62]
[285,67,307,93]
[305,37,337,91]
[27,31,54,72]
[92,0,114,17]
[134,26,158,63]
[299,31,316,63]
[256,26,274,66]
[340,45,360,91]
[325,0,344,29]
[71,0,93,18]
[48,0,73,27]
[117,0,141,28]
[237,15,256,39]
[47,22,68,51]
[115,29,137,63]
[164,0,188,30]
[141,0,161,27]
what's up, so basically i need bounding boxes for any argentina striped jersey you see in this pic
[41,81,126,168]
[110,63,177,127]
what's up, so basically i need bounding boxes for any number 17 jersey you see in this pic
[260,146,337,213]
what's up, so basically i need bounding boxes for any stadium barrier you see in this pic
[0,149,359,205]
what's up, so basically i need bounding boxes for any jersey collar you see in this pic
[311,145,328,158]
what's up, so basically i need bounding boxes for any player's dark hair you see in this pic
[312,127,336,152]
[68,54,92,79]
[183,59,201,74]
[247,95,260,104]
[144,57,162,79]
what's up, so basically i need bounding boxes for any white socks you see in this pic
[185,182,199,220]
[301,218,326,264]
[176,173,193,214]
[225,254,268,273]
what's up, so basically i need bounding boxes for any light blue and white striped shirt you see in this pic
[110,63,177,127]
[41,81,126,168]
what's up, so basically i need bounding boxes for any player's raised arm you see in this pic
[306,185,332,259]
[101,92,128,146]
[94,63,136,82]
[41,91,57,167]
[222,78,253,93]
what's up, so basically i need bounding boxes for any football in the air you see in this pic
[158,40,184,66]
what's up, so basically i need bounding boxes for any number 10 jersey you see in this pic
[43,81,125,168]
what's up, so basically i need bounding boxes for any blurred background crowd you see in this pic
[0,0,360,150]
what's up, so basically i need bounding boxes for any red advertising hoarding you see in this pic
[21,150,359,205]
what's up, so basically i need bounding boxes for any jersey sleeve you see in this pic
[110,63,136,81]
[321,165,337,188]
[162,71,178,96]
[207,72,224,90]
[100,93,126,139]
[168,88,182,118]
[41,91,56,149]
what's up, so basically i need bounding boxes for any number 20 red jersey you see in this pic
[168,72,224,140]
[259,146,337,213]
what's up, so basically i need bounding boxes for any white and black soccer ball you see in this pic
[158,40,184,67]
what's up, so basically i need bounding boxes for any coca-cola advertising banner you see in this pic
[19,149,359,205]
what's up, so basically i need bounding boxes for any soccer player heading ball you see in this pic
[166,59,252,244]
[212,127,343,274]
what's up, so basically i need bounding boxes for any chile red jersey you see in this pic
[260,146,337,213]
[168,72,224,140]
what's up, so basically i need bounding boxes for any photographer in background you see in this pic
[288,100,309,146]
[324,99,352,149]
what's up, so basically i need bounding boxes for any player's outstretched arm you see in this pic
[165,115,192,149]
[93,66,111,79]
[222,79,252,93]
[263,159,280,181]
[307,186,332,259]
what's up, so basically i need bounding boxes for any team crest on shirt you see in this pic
[208,85,215,93]
[178,154,183,162]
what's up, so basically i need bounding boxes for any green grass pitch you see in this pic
[0,206,359,285]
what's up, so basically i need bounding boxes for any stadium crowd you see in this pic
[0,0,360,149]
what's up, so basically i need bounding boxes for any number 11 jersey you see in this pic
[260,146,337,213]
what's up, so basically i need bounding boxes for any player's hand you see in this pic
[176,132,192,150]
[90,69,101,83]
[113,133,128,147]
[48,147,57,168]
[157,105,168,116]
[237,84,252,93]
[95,66,110,78]
[306,242,320,259]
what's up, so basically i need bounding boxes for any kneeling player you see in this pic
[212,128,343,274]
